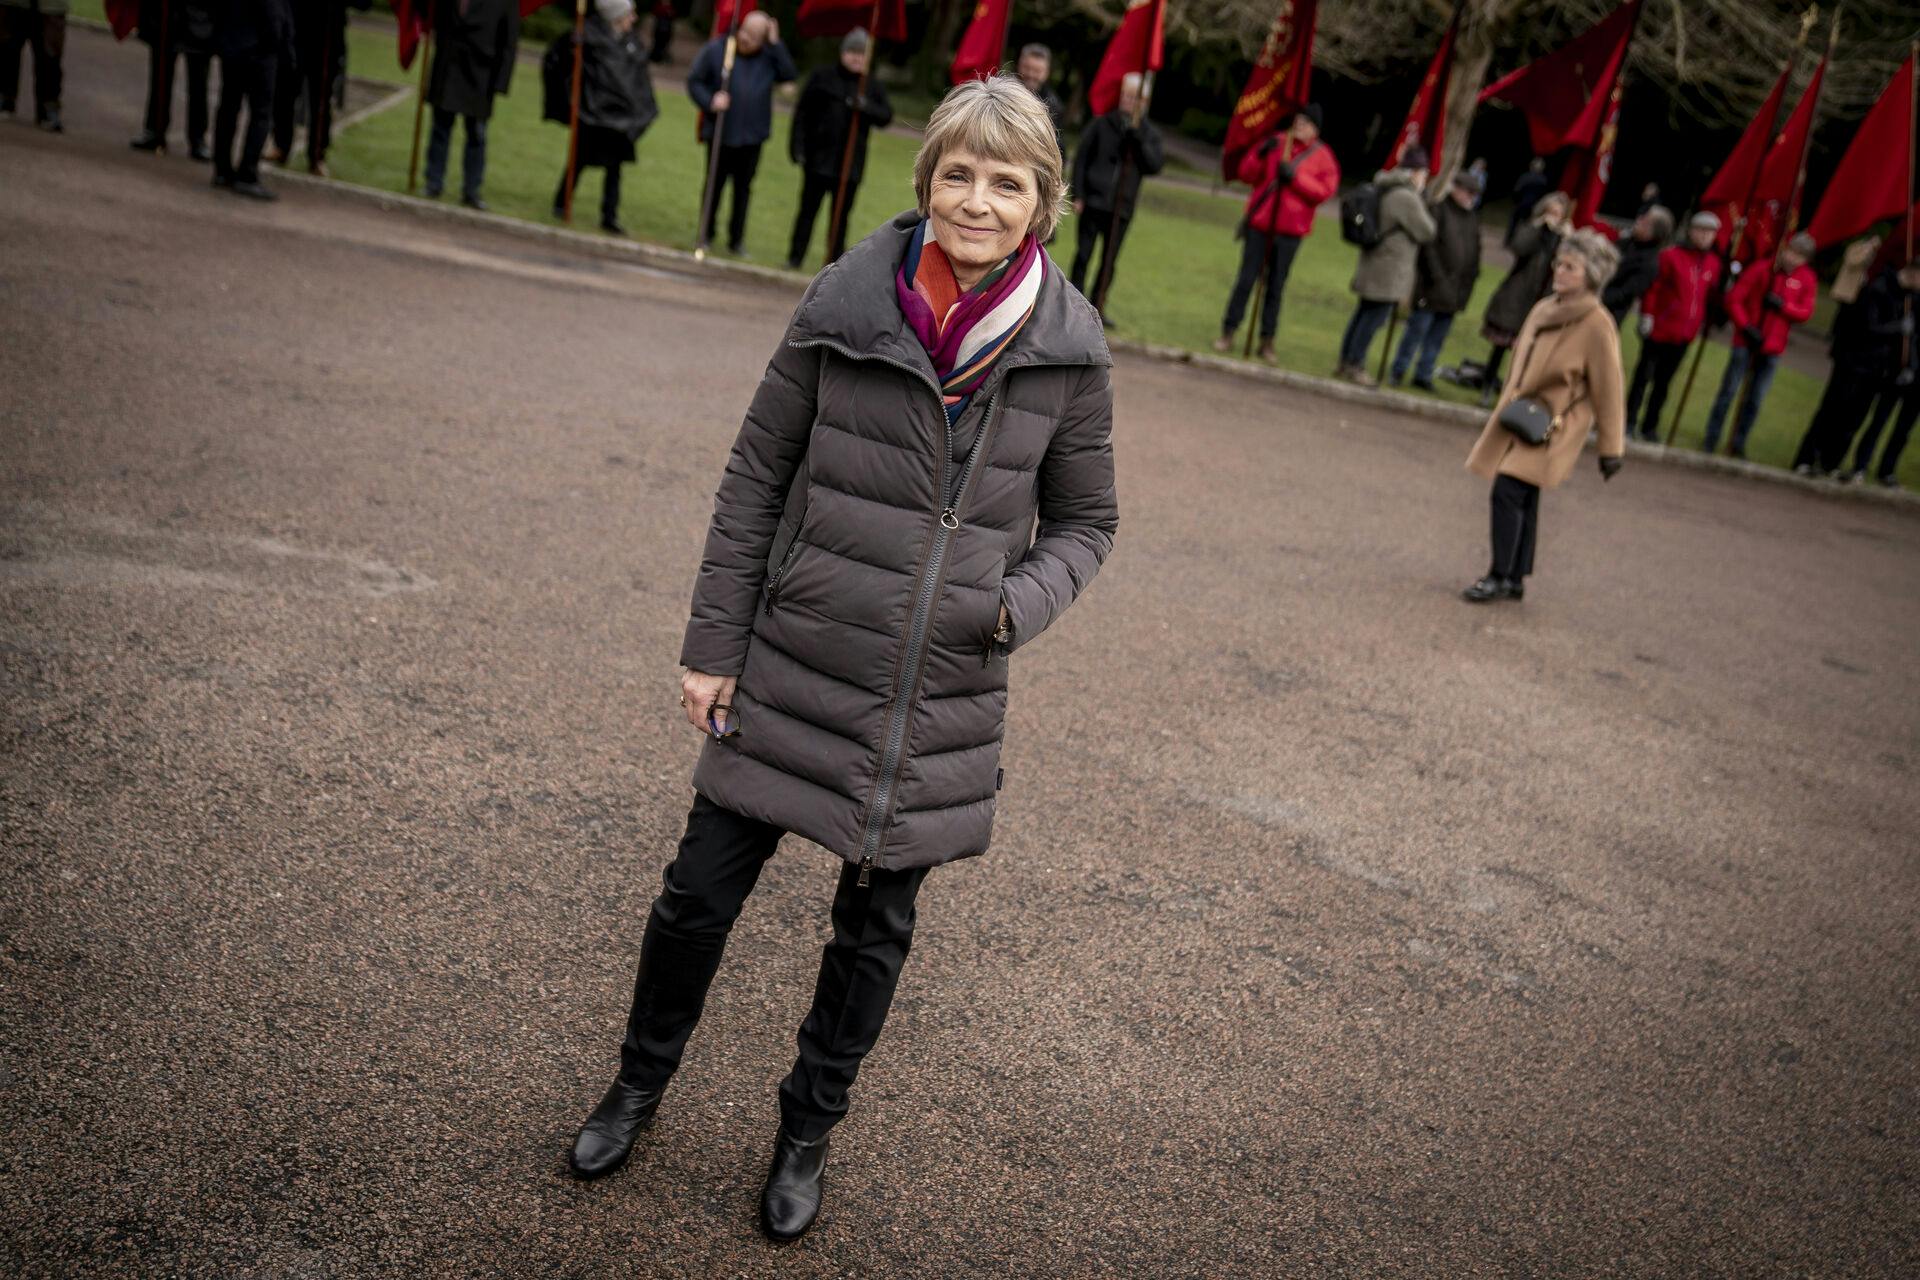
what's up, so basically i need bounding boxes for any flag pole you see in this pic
[1242,131,1296,360]
[1901,39,1918,377]
[695,4,745,259]
[154,0,170,156]
[563,0,588,221]
[407,3,433,194]
[1720,5,1834,456]
[315,5,334,173]
[825,0,885,266]
[1664,6,1816,447]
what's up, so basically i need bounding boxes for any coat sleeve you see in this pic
[1293,148,1339,207]
[789,74,816,164]
[687,42,718,111]
[1781,268,1817,324]
[1725,269,1759,330]
[863,78,893,128]
[999,364,1119,655]
[1588,317,1626,460]
[1401,188,1437,244]
[494,1,520,97]
[769,41,798,83]
[1132,121,1166,176]
[680,294,825,676]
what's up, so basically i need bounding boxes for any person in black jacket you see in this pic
[129,0,215,158]
[423,0,518,209]
[1068,71,1164,322]
[543,0,657,235]
[784,28,892,270]
[1015,42,1065,161]
[1815,260,1920,483]
[266,0,368,176]
[1389,168,1483,390]
[211,0,294,199]
[1602,204,1669,325]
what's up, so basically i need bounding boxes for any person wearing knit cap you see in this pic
[688,9,796,256]
[1215,103,1341,361]
[423,0,521,210]
[785,26,893,269]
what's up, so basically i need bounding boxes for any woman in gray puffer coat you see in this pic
[567,74,1117,1243]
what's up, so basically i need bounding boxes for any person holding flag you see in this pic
[1214,103,1338,361]
[1700,232,1817,458]
[540,0,657,235]
[687,9,795,256]
[1070,75,1164,323]
[785,27,892,270]
[128,0,216,159]
[422,0,520,210]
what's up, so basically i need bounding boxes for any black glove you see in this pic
[1256,135,1280,158]
[1276,159,1297,185]
[1599,455,1623,482]
[1764,291,1785,312]
[1741,325,1764,350]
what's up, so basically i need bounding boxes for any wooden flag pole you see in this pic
[824,0,885,266]
[694,5,746,260]
[154,0,170,155]
[1664,6,1815,447]
[1902,39,1918,374]
[406,3,433,194]
[1093,70,1153,319]
[1242,132,1296,360]
[563,0,588,222]
[314,5,334,173]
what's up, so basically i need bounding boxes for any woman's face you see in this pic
[927,146,1038,288]
[1551,252,1589,298]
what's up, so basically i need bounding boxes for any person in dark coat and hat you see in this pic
[542,0,658,235]
[1068,69,1165,323]
[1389,166,1483,391]
[129,0,216,159]
[1475,189,1570,403]
[785,26,893,270]
[565,74,1117,1243]
[210,0,295,199]
[265,0,369,177]
[1602,204,1670,325]
[423,0,519,209]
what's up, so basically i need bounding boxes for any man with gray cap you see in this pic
[786,27,892,269]
[688,8,796,256]
[1624,210,1722,442]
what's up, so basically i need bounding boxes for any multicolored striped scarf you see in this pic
[894,219,1046,425]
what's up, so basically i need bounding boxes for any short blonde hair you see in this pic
[1558,227,1620,292]
[913,75,1069,242]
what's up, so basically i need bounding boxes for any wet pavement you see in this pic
[3,50,1919,1278]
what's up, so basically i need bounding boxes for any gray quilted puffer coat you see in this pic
[680,211,1118,876]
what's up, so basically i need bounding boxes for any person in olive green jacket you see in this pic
[0,0,67,132]
[1335,146,1436,385]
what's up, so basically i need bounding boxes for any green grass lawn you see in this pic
[109,4,1898,490]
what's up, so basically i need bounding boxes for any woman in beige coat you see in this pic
[1463,227,1625,602]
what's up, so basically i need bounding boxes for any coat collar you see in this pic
[787,211,1113,384]
[1530,291,1604,333]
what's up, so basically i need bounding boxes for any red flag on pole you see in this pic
[1087,0,1164,116]
[712,0,759,38]
[1726,56,1829,261]
[1479,2,1638,156]
[103,0,137,39]
[394,0,432,71]
[1561,48,1630,227]
[1391,10,1455,167]
[797,0,907,42]
[950,0,1013,85]
[1222,0,1319,182]
[1806,53,1917,249]
[1700,64,1791,216]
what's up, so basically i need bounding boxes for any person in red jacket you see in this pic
[1702,231,1818,457]
[1623,211,1722,441]
[1212,103,1340,360]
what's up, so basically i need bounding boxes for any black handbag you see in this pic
[1497,323,1587,447]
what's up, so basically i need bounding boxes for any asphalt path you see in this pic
[4,60,1919,1278]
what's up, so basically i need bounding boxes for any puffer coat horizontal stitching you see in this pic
[680,211,1117,871]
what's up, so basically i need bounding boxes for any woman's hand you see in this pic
[681,669,738,733]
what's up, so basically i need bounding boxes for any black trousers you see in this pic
[1807,370,1891,473]
[1842,378,1918,479]
[0,7,63,116]
[1488,474,1541,581]
[554,154,622,225]
[616,793,929,1142]
[212,51,276,184]
[143,42,211,146]
[1069,207,1131,309]
[271,43,336,162]
[702,142,761,251]
[1625,338,1687,436]
[789,168,858,265]
[1221,230,1302,340]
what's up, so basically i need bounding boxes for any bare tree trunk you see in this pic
[1433,5,1496,194]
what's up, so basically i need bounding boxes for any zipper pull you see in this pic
[856,855,873,888]
[939,509,960,530]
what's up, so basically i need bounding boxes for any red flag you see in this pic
[1731,56,1828,261]
[1700,63,1792,214]
[1562,53,1628,226]
[394,0,431,71]
[950,0,1012,86]
[1391,11,1455,167]
[1222,0,1319,181]
[711,0,759,38]
[1479,2,1638,156]
[520,0,550,14]
[1807,53,1917,249]
[1087,0,1164,117]
[104,0,137,39]
[797,0,907,44]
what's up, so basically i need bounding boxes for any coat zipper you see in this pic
[785,336,1045,884]
[764,526,805,609]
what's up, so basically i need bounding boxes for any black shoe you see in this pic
[462,195,488,212]
[1728,447,1748,462]
[211,171,234,189]
[1461,575,1513,604]
[37,107,62,133]
[1507,578,1525,601]
[600,218,628,237]
[0,97,14,116]
[424,185,444,200]
[1099,313,1115,330]
[1638,426,1660,443]
[568,1078,664,1179]
[759,1128,829,1241]
[188,142,211,162]
[232,180,277,201]
[130,130,164,152]
[726,242,749,259]
[784,256,803,271]
[1410,377,1435,392]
